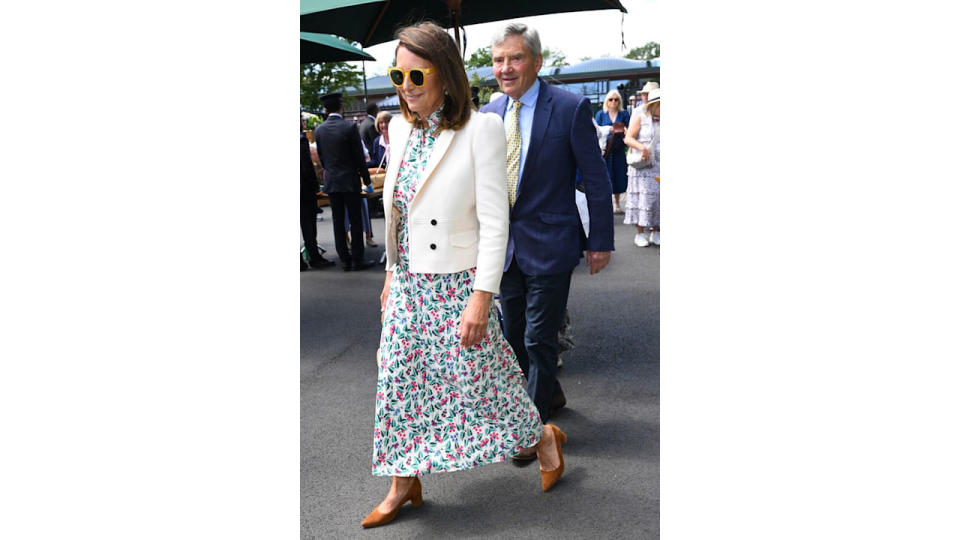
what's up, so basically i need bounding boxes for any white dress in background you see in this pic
[623,110,659,228]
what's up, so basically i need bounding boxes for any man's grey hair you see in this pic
[490,22,542,59]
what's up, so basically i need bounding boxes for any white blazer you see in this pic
[383,110,509,294]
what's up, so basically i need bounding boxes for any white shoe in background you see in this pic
[634,233,649,247]
[651,231,660,245]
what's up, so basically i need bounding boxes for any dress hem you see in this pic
[371,431,542,477]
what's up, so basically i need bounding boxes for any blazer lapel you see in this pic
[382,119,413,209]
[516,80,553,203]
[410,127,456,207]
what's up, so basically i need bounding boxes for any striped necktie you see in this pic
[506,100,522,207]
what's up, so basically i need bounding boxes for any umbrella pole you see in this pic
[447,0,463,55]
[363,60,369,106]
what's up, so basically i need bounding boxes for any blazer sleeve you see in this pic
[571,97,615,251]
[383,118,407,274]
[470,112,510,294]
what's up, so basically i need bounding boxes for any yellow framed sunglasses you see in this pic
[388,67,436,87]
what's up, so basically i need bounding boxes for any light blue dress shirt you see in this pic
[502,78,540,191]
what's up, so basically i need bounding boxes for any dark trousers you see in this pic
[328,191,364,266]
[344,198,372,234]
[299,193,320,261]
[499,258,572,423]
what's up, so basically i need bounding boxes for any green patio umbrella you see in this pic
[301,0,627,50]
[300,32,376,63]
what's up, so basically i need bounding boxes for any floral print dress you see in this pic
[372,110,542,477]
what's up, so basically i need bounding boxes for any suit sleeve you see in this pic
[313,127,325,170]
[350,124,372,187]
[471,113,510,294]
[571,97,615,251]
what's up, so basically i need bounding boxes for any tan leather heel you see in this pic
[538,424,567,492]
[361,477,422,528]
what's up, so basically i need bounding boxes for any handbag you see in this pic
[626,146,651,169]
[603,121,626,157]
[627,120,659,169]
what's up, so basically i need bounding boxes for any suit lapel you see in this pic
[410,126,456,207]
[494,95,508,119]
[516,80,552,203]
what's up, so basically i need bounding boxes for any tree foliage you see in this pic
[469,72,495,106]
[300,62,363,113]
[542,47,568,67]
[465,48,492,69]
[625,42,660,61]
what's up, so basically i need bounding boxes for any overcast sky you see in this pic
[346,0,661,77]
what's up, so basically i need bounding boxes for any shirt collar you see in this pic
[508,78,540,110]
[328,113,342,118]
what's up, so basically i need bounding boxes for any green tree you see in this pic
[465,47,492,69]
[300,62,364,112]
[625,41,660,61]
[541,47,568,67]
[469,72,494,106]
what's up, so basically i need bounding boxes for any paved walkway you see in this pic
[301,215,659,539]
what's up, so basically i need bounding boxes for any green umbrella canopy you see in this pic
[300,32,376,63]
[301,0,626,48]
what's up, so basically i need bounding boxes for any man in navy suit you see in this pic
[480,23,614,432]
[313,92,376,271]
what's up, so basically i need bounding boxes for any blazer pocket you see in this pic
[539,212,579,225]
[449,230,479,247]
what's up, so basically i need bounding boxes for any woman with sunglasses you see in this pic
[362,22,566,529]
[595,89,630,214]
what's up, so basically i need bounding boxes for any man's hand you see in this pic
[457,291,492,348]
[586,251,611,275]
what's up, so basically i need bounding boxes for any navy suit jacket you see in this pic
[313,115,372,194]
[365,135,386,169]
[481,79,614,275]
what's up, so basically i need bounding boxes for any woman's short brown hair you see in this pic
[394,22,473,131]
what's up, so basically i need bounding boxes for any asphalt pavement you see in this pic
[301,212,659,539]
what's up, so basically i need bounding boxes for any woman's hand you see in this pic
[640,145,652,161]
[458,291,492,348]
[380,271,393,312]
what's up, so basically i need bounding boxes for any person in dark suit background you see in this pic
[359,102,379,158]
[480,23,614,449]
[301,114,334,271]
[313,92,376,271]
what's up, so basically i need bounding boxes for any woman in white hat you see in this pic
[624,85,660,247]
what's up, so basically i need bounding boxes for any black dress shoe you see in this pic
[301,258,308,271]
[341,264,354,272]
[353,259,378,270]
[550,391,567,414]
[511,448,538,465]
[308,256,335,269]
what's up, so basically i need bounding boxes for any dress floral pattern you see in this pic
[624,111,660,227]
[372,110,542,477]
